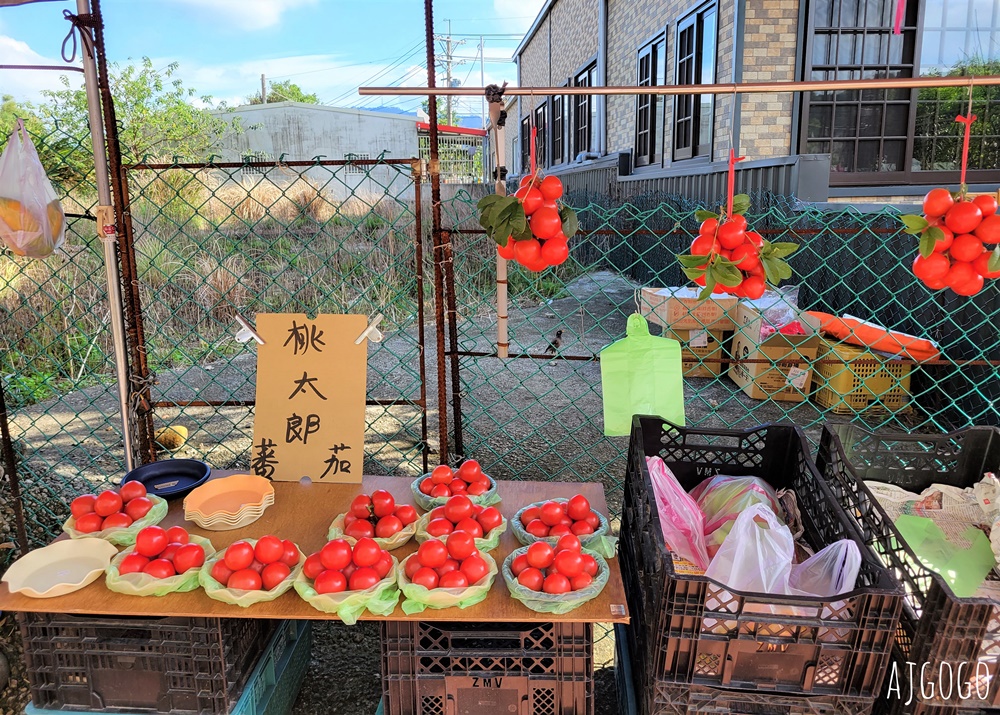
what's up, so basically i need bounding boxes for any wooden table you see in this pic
[0,475,629,623]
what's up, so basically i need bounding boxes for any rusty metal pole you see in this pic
[412,159,430,475]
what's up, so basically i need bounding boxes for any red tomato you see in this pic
[430,506,447,520]
[513,238,542,265]
[71,494,97,518]
[371,489,396,518]
[431,465,454,484]
[412,567,439,589]
[584,512,600,530]
[395,505,418,526]
[303,553,325,579]
[101,512,133,530]
[314,569,347,594]
[973,251,1000,279]
[699,217,719,236]
[125,497,153,521]
[517,567,544,591]
[431,484,451,498]
[160,543,182,562]
[540,237,570,266]
[539,175,563,201]
[136,526,168,558]
[718,221,746,250]
[342,563,356,580]
[119,553,149,575]
[261,562,291,590]
[419,477,435,495]
[526,519,550,538]
[223,540,255,571]
[350,494,373,519]
[477,507,503,534]
[443,495,475,524]
[469,478,490,496]
[455,518,484,538]
[543,573,571,594]
[228,569,263,591]
[249,559,265,574]
[374,550,393,579]
[474,504,485,516]
[951,233,985,262]
[520,506,541,526]
[924,187,955,217]
[526,542,555,569]
[566,495,591,521]
[352,537,381,567]
[404,555,422,579]
[553,550,584,578]
[458,459,483,483]
[320,539,353,571]
[945,201,983,235]
[345,519,376,539]
[514,186,543,215]
[211,559,235,584]
[417,540,448,569]
[511,554,529,576]
[974,194,999,217]
[349,567,381,591]
[975,214,1000,244]
[540,502,564,527]
[254,535,284,564]
[571,573,594,590]
[556,534,582,553]
[448,479,468,495]
[460,555,489,584]
[571,521,595,536]
[94,490,123,517]
[143,558,176,579]
[439,571,469,589]
[173,543,206,574]
[497,239,516,261]
[446,531,477,561]
[427,518,454,537]
[119,481,147,503]
[165,526,189,545]
[375,515,404,538]
[581,554,598,577]
[436,558,460,576]
[529,206,562,240]
[548,524,572,537]
[75,512,104,533]
[280,540,300,567]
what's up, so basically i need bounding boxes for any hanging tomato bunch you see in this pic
[675,193,799,300]
[478,174,579,272]
[901,189,1000,296]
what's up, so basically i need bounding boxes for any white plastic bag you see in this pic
[0,120,65,258]
[646,456,710,569]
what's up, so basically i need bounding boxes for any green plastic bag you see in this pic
[502,547,610,614]
[397,552,497,615]
[106,535,215,596]
[895,515,996,598]
[511,498,618,558]
[599,313,685,436]
[199,538,303,607]
[328,513,416,551]
[293,555,400,624]
[63,495,168,546]
[410,475,502,511]
[413,511,507,553]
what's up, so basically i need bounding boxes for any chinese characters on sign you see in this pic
[251,314,368,483]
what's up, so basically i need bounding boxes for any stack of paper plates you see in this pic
[183,474,275,531]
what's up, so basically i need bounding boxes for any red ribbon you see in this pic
[726,148,745,219]
[530,125,537,176]
[955,113,977,186]
[893,0,905,35]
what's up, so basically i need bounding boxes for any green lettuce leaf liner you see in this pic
[293,555,401,625]
[410,474,502,511]
[105,534,215,596]
[502,546,610,614]
[63,495,168,546]
[198,538,303,608]
[327,512,416,551]
[510,498,618,558]
[397,552,497,615]
[413,510,507,553]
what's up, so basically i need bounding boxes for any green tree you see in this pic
[0,94,89,190]
[248,80,319,105]
[421,97,461,126]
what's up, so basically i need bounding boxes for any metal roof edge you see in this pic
[513,0,556,57]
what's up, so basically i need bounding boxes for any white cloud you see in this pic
[0,34,83,102]
[164,0,318,31]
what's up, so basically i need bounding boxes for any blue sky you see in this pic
[0,0,542,115]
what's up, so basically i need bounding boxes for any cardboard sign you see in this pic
[251,313,367,483]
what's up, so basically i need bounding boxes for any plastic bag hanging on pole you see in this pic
[599,313,685,436]
[0,120,66,258]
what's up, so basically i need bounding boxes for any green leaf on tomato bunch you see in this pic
[559,205,579,238]
[477,194,504,211]
[698,270,717,300]
[713,262,744,287]
[925,225,945,243]
[899,214,929,235]
[731,194,751,216]
[694,209,719,222]
[512,221,534,242]
[766,242,799,259]
[682,266,707,281]
[677,253,711,268]
[918,232,937,259]
[988,247,1000,273]
[761,256,782,285]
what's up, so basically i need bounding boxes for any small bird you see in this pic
[545,329,563,354]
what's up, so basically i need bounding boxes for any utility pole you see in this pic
[479,36,485,131]
[261,74,267,104]
[445,19,452,125]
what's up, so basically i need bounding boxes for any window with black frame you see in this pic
[551,93,565,165]
[674,4,716,161]
[534,103,547,168]
[520,116,530,174]
[573,63,598,157]
[636,35,667,167]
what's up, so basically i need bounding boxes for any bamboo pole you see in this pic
[488,101,509,359]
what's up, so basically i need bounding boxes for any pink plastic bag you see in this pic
[646,456,710,569]
[0,120,65,258]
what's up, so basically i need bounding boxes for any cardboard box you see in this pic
[728,303,820,403]
[664,328,727,378]
[640,286,738,331]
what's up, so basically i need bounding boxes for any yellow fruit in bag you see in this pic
[47,200,64,239]
[0,197,40,233]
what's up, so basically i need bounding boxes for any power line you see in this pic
[266,52,427,81]
[326,41,425,106]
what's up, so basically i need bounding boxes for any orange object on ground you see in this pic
[805,312,940,362]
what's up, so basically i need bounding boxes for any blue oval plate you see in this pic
[122,459,211,499]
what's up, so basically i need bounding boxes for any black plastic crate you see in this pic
[381,621,593,715]
[875,649,998,715]
[652,681,877,714]
[621,416,903,701]
[18,612,278,714]
[818,422,1000,710]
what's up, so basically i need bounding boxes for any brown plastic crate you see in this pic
[652,681,877,714]
[381,621,592,715]
[621,416,903,702]
[18,612,277,714]
[876,648,997,715]
[818,423,1000,711]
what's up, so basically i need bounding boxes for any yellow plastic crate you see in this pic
[814,338,912,414]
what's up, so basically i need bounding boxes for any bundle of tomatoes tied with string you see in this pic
[675,150,799,299]
[900,113,1000,296]
[478,125,579,272]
